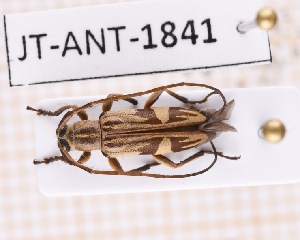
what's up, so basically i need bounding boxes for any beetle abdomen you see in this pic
[100,107,206,134]
[101,131,208,157]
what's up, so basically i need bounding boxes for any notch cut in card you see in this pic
[5,0,271,86]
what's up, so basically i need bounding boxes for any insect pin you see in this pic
[27,82,240,178]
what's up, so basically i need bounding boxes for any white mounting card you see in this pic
[33,87,300,196]
[4,0,271,86]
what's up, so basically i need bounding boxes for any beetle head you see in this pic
[57,125,73,152]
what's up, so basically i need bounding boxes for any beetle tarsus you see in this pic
[129,162,161,172]
[202,150,241,160]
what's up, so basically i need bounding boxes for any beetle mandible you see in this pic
[27,82,240,178]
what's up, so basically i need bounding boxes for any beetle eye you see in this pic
[59,139,71,152]
[59,125,68,137]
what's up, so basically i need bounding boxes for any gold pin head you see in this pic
[256,7,278,30]
[262,119,285,143]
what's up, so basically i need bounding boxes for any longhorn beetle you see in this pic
[27,82,240,178]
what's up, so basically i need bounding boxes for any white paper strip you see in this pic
[32,86,300,196]
[4,0,271,86]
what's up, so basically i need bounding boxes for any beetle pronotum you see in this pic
[27,82,240,178]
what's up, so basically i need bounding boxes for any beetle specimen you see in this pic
[27,82,240,178]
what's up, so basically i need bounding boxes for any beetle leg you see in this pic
[108,157,124,173]
[78,151,92,164]
[102,94,138,112]
[152,150,240,169]
[152,155,177,168]
[129,162,161,172]
[144,89,218,108]
[27,105,88,120]
[144,90,164,108]
[109,158,162,173]
[165,89,218,105]
[53,142,238,178]
[201,151,241,160]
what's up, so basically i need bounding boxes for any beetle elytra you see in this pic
[27,82,240,178]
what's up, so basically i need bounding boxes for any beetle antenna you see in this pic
[33,156,65,165]
[26,106,58,116]
[26,106,46,115]
[26,106,39,112]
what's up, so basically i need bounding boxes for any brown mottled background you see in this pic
[0,0,300,239]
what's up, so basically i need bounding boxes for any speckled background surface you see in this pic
[0,0,300,239]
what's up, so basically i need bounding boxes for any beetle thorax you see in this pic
[57,120,101,152]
